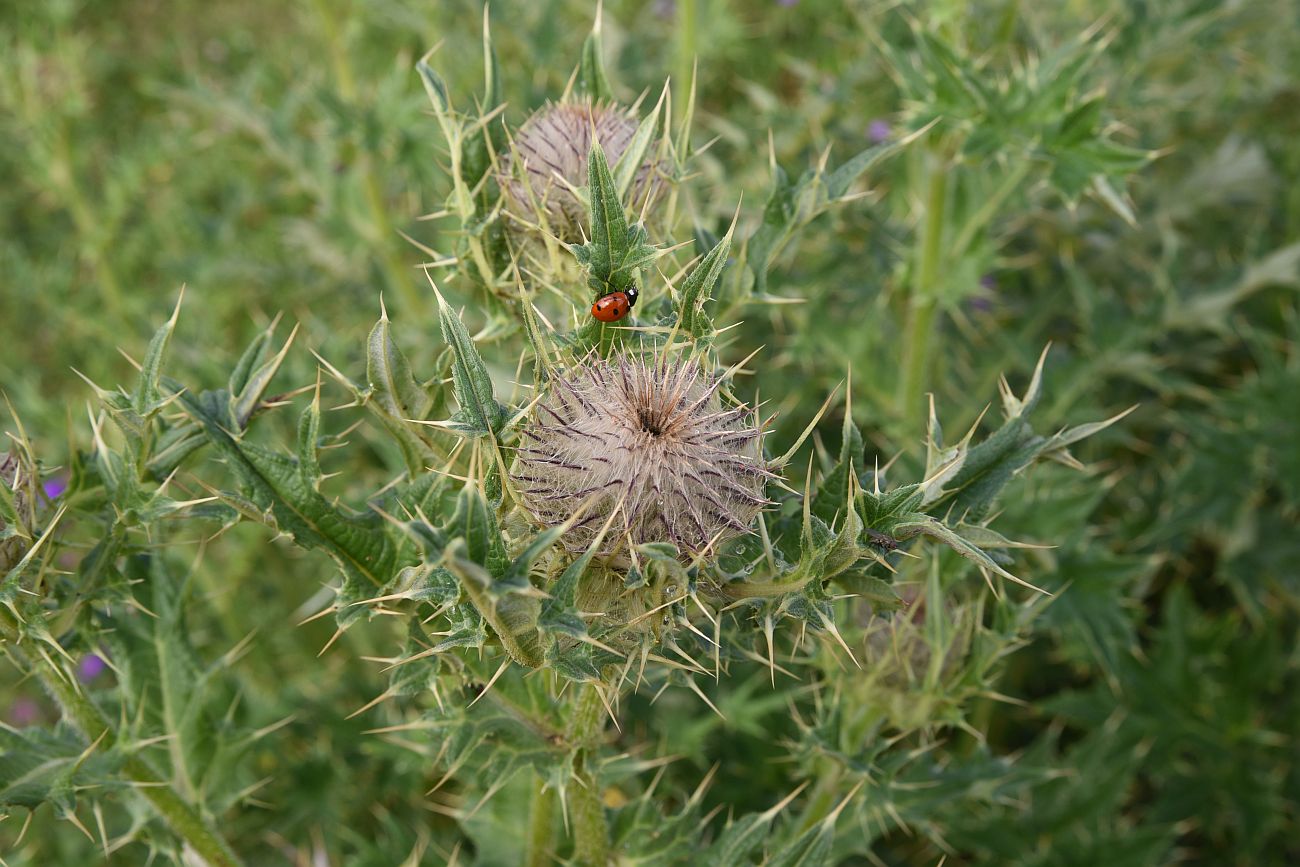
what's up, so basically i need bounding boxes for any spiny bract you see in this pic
[512,353,773,559]
[502,100,663,241]
[1,452,29,571]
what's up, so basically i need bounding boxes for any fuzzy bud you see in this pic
[512,354,773,559]
[502,100,663,241]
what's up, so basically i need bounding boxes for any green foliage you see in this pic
[0,724,126,815]
[571,142,661,297]
[2,1,1298,865]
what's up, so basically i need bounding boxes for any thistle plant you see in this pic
[0,14,1133,860]
[872,14,1154,426]
[12,5,1256,866]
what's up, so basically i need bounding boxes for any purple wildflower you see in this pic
[78,653,107,682]
[43,475,68,499]
[868,119,892,144]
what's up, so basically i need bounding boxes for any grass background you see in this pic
[3,0,1299,863]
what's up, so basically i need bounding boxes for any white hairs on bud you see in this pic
[512,354,774,559]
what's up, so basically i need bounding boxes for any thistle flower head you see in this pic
[512,353,772,559]
[502,100,664,241]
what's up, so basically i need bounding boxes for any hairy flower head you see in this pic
[502,100,664,241]
[512,354,772,558]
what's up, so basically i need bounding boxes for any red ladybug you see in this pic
[591,286,638,323]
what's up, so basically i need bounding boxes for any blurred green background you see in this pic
[3,0,1299,863]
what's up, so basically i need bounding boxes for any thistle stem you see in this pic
[567,683,609,866]
[674,0,698,127]
[1,625,243,867]
[525,772,556,867]
[896,154,950,427]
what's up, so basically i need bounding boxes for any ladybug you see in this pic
[591,286,638,323]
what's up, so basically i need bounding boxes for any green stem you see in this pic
[673,0,698,126]
[567,684,609,866]
[526,772,556,867]
[896,155,950,426]
[3,627,242,866]
[721,574,814,600]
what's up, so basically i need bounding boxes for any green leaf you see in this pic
[227,320,273,398]
[498,524,568,594]
[145,423,205,480]
[577,17,614,102]
[677,214,736,338]
[811,388,864,526]
[416,54,451,116]
[744,163,796,294]
[460,12,507,195]
[926,349,1053,520]
[367,304,433,424]
[228,319,295,430]
[894,514,1043,595]
[572,142,660,308]
[539,545,598,639]
[480,5,502,112]
[766,819,834,867]
[102,556,228,796]
[546,642,601,682]
[446,540,543,668]
[828,571,899,613]
[445,486,510,581]
[0,724,125,814]
[180,389,397,615]
[133,289,183,417]
[520,289,557,384]
[856,482,924,532]
[613,89,663,202]
[412,662,565,792]
[745,122,922,294]
[703,814,772,865]
[433,284,506,437]
[824,137,907,200]
[703,786,808,867]
[577,144,627,282]
[317,342,448,479]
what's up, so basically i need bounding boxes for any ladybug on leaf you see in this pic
[590,285,638,322]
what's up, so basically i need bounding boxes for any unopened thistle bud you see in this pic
[512,354,773,559]
[502,100,664,242]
